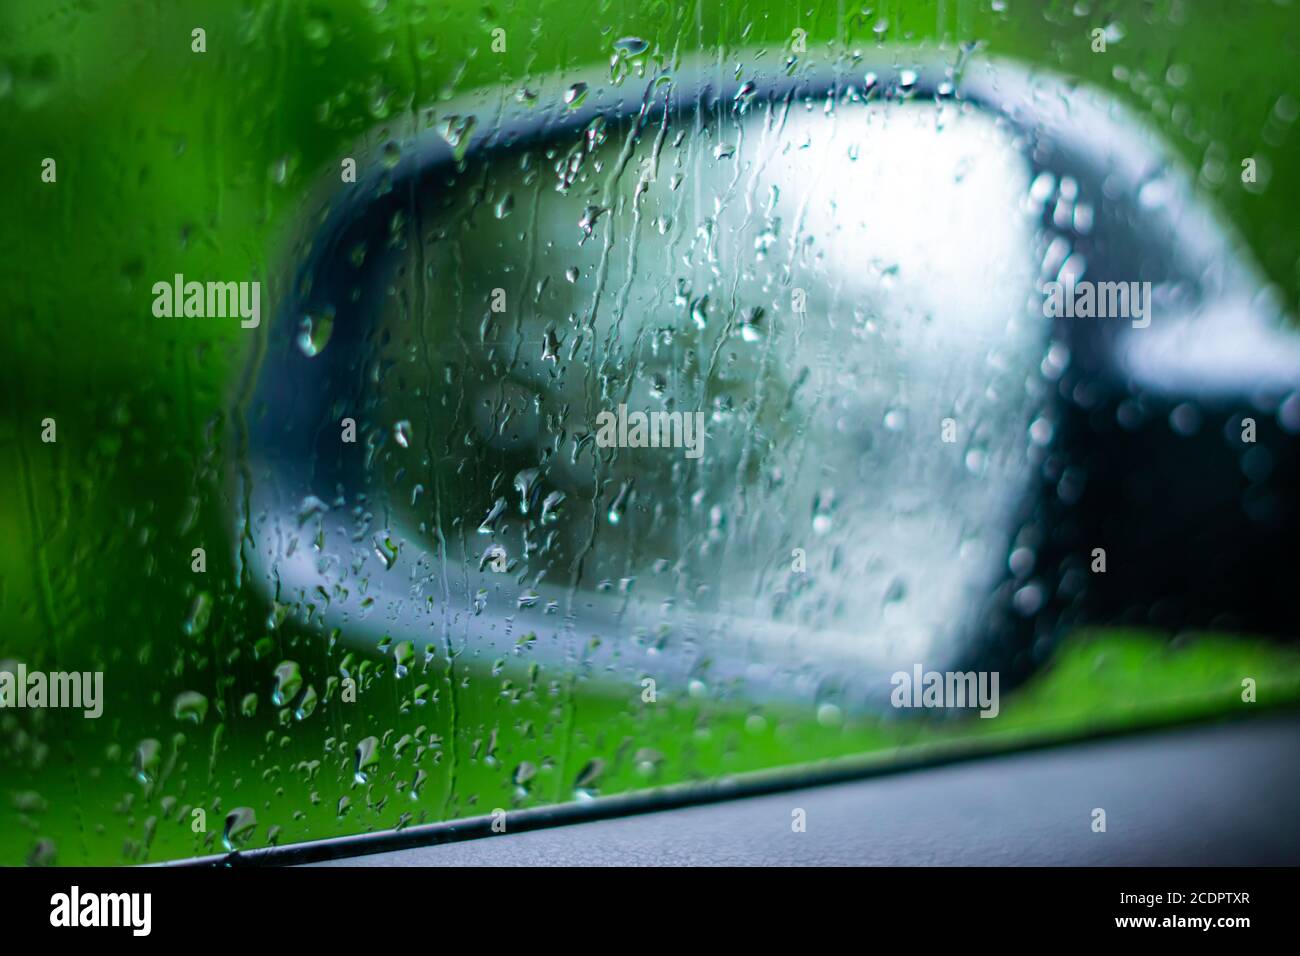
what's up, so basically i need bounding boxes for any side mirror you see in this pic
[244,56,1300,710]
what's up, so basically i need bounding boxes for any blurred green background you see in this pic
[2,0,1299,865]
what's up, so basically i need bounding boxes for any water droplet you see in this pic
[296,495,328,526]
[410,769,428,800]
[436,114,477,162]
[183,592,212,637]
[133,739,161,785]
[816,703,843,727]
[578,204,605,240]
[287,683,316,721]
[172,690,208,724]
[607,480,632,525]
[271,660,302,707]
[393,640,415,677]
[564,83,588,108]
[513,761,537,790]
[541,325,560,362]
[296,311,334,357]
[373,533,399,569]
[354,736,380,784]
[478,497,507,534]
[690,294,709,329]
[303,17,331,48]
[574,758,604,794]
[1169,403,1202,436]
[222,807,257,851]
[613,37,648,56]
[479,545,508,572]
[1013,583,1045,616]
[26,839,56,867]
[540,490,566,524]
[513,468,539,514]
[812,490,836,535]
